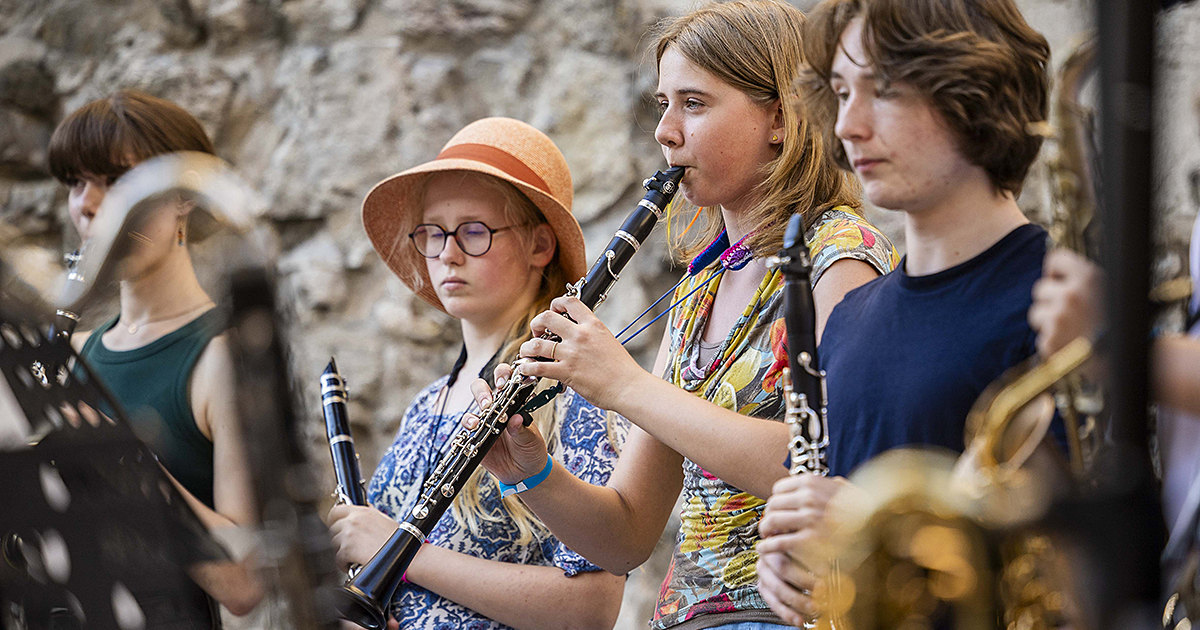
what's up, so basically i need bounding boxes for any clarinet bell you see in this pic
[335,584,386,630]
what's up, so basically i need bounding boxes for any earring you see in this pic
[177,227,185,246]
[771,134,780,143]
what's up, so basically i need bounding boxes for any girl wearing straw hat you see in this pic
[468,2,897,629]
[328,117,626,630]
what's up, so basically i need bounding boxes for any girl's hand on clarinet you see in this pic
[464,368,550,485]
[518,295,646,411]
[327,504,399,572]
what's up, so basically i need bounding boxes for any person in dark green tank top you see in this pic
[48,89,262,618]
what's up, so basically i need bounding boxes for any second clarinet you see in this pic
[323,358,368,507]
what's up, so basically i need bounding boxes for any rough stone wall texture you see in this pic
[1,0,1197,628]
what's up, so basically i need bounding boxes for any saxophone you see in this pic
[334,166,685,630]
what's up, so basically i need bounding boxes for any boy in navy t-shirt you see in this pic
[754,0,1055,625]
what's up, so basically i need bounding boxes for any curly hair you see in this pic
[802,0,1051,196]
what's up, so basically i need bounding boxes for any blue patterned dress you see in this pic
[368,377,626,629]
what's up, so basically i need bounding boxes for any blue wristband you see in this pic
[498,455,554,498]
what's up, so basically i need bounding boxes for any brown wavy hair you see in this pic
[802,0,1050,196]
[653,0,861,260]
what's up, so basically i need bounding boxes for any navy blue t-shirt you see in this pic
[820,223,1048,477]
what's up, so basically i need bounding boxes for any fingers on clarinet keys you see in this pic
[470,377,495,410]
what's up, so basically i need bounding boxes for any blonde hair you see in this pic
[653,0,861,260]
[416,172,616,545]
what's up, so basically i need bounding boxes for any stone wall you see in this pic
[1,1,1197,628]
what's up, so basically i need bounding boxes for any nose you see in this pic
[79,180,106,221]
[834,92,871,144]
[438,232,467,265]
[654,106,682,150]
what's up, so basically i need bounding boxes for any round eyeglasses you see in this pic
[409,221,517,258]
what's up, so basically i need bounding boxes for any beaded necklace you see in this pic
[613,230,755,345]
[520,230,755,415]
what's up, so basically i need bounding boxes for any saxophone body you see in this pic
[335,166,685,630]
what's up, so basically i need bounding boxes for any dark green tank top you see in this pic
[80,308,223,508]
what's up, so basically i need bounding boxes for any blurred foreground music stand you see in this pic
[0,266,228,630]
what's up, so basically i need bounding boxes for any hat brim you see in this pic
[362,158,588,314]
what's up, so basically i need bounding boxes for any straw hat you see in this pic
[362,117,586,313]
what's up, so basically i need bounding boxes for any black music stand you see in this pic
[0,264,228,630]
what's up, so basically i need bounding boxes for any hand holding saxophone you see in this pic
[516,295,648,411]
[1028,248,1104,358]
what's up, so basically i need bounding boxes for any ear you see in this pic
[176,193,197,217]
[528,223,556,269]
[768,98,785,145]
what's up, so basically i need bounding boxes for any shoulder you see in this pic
[190,334,235,404]
[189,334,236,438]
[982,223,1048,291]
[808,207,900,283]
[72,329,95,353]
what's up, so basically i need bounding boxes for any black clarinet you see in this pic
[335,166,685,630]
[768,213,829,476]
[323,358,368,507]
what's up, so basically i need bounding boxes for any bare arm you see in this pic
[328,504,625,630]
[1155,335,1200,415]
[184,335,263,614]
[409,546,624,630]
[190,334,257,527]
[516,259,879,499]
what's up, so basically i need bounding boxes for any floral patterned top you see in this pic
[652,207,897,630]
[368,377,627,630]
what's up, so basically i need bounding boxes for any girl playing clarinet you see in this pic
[470,2,896,628]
